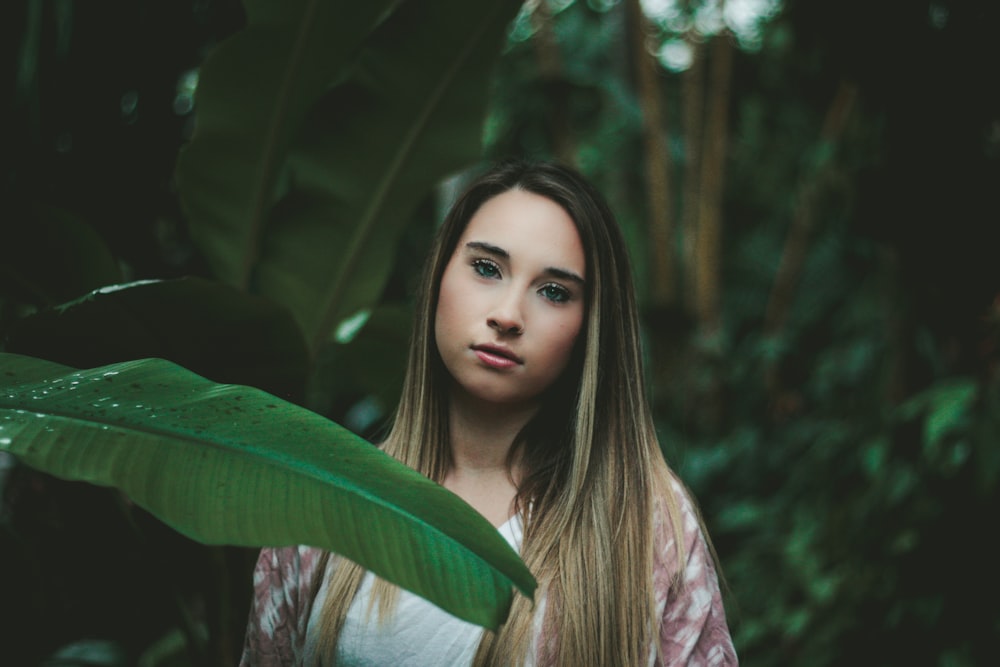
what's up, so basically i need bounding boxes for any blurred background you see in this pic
[2,0,998,665]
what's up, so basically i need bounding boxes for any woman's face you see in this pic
[435,189,587,410]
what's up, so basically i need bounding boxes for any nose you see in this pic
[487,291,524,335]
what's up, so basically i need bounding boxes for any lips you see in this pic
[471,343,523,368]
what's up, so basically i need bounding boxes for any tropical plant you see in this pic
[2,0,526,663]
[6,0,1000,665]
[0,352,535,630]
[482,1,999,666]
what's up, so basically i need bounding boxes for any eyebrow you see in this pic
[464,241,586,285]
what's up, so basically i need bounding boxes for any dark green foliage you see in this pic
[486,1,999,665]
[2,0,523,663]
[3,0,999,664]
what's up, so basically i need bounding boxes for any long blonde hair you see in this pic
[316,160,687,665]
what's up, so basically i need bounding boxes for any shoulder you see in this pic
[253,545,325,579]
[251,545,327,611]
[651,475,708,576]
[240,546,328,666]
[652,476,739,666]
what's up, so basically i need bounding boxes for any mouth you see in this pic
[471,343,523,367]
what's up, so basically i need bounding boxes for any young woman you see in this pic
[240,160,737,666]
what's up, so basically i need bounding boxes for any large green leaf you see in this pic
[176,0,400,292]
[177,0,523,351]
[0,353,535,630]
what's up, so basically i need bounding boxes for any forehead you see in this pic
[458,190,585,274]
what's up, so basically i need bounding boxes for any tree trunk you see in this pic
[531,0,575,164]
[762,81,857,399]
[625,0,676,307]
[764,81,858,336]
[693,32,734,334]
[680,36,705,316]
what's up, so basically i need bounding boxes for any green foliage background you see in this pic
[2,0,999,665]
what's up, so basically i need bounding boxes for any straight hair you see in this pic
[315,159,688,666]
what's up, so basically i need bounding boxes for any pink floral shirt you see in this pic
[240,481,737,666]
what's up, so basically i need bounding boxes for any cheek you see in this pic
[434,302,452,351]
[547,311,585,370]
[435,263,477,353]
[434,268,460,336]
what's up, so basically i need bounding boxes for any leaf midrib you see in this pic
[0,399,414,514]
[240,0,322,288]
[0,398,515,581]
[311,0,510,351]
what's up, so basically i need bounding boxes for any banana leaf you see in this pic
[176,0,399,293]
[0,353,535,630]
[176,0,523,351]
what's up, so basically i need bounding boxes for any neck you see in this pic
[443,386,537,526]
[447,387,537,471]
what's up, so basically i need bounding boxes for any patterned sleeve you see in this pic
[239,546,324,667]
[654,482,738,666]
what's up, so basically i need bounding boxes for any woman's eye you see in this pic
[540,283,570,303]
[472,259,500,278]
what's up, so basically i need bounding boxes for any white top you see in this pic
[303,515,524,666]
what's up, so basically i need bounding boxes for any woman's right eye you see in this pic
[472,259,501,278]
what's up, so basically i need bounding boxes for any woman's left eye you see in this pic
[540,283,570,303]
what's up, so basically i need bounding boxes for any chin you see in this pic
[460,383,541,409]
